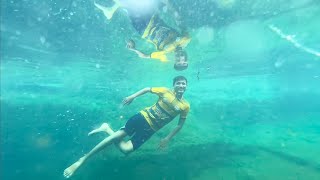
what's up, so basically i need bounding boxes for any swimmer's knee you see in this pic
[118,141,134,154]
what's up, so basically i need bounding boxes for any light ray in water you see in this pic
[269,24,320,58]
[18,44,54,54]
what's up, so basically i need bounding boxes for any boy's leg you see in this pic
[63,130,127,178]
[88,123,134,154]
[94,1,121,20]
[88,123,114,136]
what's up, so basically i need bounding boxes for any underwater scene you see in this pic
[1,0,320,179]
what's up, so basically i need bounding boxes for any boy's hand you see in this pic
[158,138,169,150]
[122,96,135,105]
[126,39,136,49]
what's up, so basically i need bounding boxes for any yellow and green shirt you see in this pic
[142,15,191,62]
[140,87,190,131]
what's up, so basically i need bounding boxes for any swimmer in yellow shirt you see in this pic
[63,76,190,178]
[94,0,191,71]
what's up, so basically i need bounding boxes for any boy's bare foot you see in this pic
[63,157,85,178]
[94,2,119,20]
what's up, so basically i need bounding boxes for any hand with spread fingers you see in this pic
[126,39,136,50]
[122,96,135,105]
[158,138,169,150]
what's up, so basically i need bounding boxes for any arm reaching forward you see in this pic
[128,48,151,59]
[126,40,151,59]
[122,87,151,105]
[158,117,186,149]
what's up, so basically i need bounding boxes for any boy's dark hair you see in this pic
[173,76,188,85]
[174,48,188,71]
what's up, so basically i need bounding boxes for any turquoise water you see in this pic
[1,0,320,179]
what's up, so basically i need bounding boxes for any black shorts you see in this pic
[121,113,155,150]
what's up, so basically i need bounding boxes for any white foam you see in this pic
[269,24,320,58]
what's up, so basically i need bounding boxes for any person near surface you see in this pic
[94,0,191,70]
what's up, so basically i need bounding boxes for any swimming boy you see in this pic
[94,0,191,71]
[63,76,190,178]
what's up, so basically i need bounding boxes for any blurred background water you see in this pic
[1,0,320,179]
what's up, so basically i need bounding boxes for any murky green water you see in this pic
[1,0,320,179]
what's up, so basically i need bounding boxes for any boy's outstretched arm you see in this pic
[126,40,169,62]
[128,48,151,59]
[158,117,186,149]
[126,39,151,59]
[122,87,151,105]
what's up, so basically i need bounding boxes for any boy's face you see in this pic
[174,79,187,95]
[174,55,188,70]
